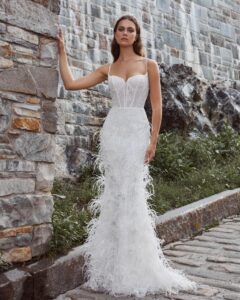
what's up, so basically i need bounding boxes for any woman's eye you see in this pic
[118,28,134,32]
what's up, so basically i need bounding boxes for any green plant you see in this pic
[46,125,240,258]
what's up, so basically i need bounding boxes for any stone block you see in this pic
[12,117,41,132]
[0,236,15,250]
[13,106,41,118]
[0,232,32,250]
[0,194,54,229]
[42,100,57,133]
[0,144,16,159]
[0,91,25,103]
[32,0,60,14]
[2,247,32,263]
[27,246,85,300]
[199,52,209,66]
[0,268,33,299]
[210,34,225,47]
[196,0,213,8]
[39,37,58,66]
[231,45,239,59]
[0,57,13,68]
[0,22,6,33]
[220,22,235,39]
[161,30,183,50]
[156,0,171,12]
[7,25,39,45]
[0,65,58,99]
[11,44,35,65]
[0,226,33,238]
[36,163,55,192]
[0,0,58,38]
[0,160,35,172]
[0,99,11,133]
[0,178,35,196]
[13,103,41,111]
[31,223,53,256]
[0,41,12,57]
[14,133,55,162]
[220,47,233,62]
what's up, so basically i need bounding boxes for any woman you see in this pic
[57,14,198,298]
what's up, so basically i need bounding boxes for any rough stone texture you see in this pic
[12,116,41,132]
[0,194,54,230]
[55,0,240,178]
[0,0,58,37]
[31,223,53,257]
[0,269,33,300]
[36,162,55,192]
[0,247,85,300]
[0,65,58,99]
[0,0,240,267]
[0,0,60,263]
[1,209,240,300]
[0,160,35,172]
[0,226,33,238]
[156,188,240,245]
[14,133,56,162]
[42,100,58,133]
[0,178,35,196]
[1,247,32,263]
[159,63,240,133]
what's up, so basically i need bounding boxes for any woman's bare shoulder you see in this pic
[96,62,112,78]
[147,58,158,67]
[147,58,159,74]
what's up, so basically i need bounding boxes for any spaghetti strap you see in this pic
[145,58,148,74]
[108,63,112,77]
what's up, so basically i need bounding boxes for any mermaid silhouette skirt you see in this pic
[80,107,198,298]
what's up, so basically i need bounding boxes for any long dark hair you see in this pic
[111,15,145,62]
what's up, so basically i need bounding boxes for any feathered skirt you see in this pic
[80,107,198,298]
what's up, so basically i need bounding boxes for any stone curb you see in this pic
[0,188,240,300]
[156,188,240,244]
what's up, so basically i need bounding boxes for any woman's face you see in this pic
[114,19,137,47]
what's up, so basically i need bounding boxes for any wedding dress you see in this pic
[80,58,198,298]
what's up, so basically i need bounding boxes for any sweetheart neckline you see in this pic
[108,73,148,83]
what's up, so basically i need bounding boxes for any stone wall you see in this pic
[0,0,59,263]
[56,0,240,178]
[0,0,239,263]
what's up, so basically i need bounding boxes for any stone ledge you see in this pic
[156,188,240,244]
[0,188,239,300]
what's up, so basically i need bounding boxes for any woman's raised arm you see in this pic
[57,27,108,90]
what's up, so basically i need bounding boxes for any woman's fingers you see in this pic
[145,148,155,163]
[57,27,64,39]
[145,150,151,163]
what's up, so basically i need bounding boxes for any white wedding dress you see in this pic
[80,58,198,298]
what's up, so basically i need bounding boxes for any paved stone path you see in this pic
[55,214,240,300]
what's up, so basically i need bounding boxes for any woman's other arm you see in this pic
[57,27,108,90]
[148,59,162,146]
[144,59,162,164]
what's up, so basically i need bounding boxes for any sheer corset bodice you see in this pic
[108,58,149,108]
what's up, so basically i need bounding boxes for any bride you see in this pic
[57,13,198,299]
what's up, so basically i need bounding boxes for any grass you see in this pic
[1,123,239,267]
[44,123,240,258]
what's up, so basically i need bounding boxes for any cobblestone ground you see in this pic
[55,214,240,300]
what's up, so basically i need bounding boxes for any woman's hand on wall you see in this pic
[57,26,65,54]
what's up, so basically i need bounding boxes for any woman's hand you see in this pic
[56,26,65,54]
[144,142,157,164]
